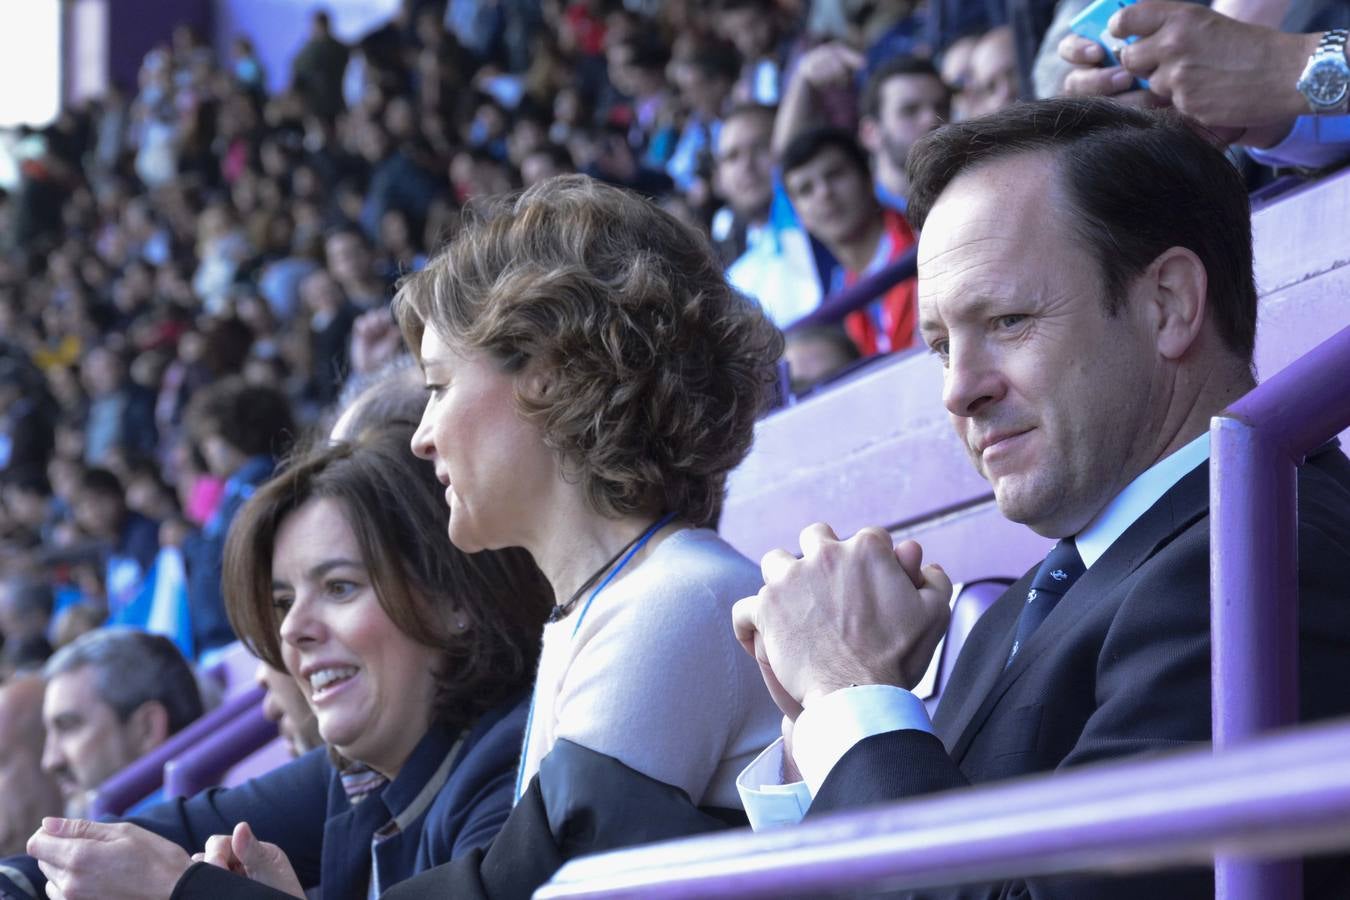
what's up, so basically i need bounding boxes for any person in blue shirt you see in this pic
[180,379,294,657]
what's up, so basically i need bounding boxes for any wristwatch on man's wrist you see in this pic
[1296,29,1350,114]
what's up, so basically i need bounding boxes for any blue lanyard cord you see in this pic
[571,511,676,637]
[514,511,678,799]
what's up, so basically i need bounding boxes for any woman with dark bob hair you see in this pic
[384,174,786,897]
[23,425,552,900]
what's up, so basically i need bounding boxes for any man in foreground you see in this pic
[735,97,1350,896]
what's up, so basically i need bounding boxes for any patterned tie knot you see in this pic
[1030,539,1085,595]
[1006,539,1084,668]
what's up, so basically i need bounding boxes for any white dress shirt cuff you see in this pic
[736,736,813,830]
[793,684,934,795]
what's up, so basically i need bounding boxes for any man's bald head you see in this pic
[0,676,63,855]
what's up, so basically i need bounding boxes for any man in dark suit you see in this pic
[732,97,1350,897]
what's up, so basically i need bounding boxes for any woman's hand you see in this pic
[196,822,304,898]
[27,818,191,900]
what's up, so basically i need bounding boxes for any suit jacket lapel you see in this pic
[940,461,1211,762]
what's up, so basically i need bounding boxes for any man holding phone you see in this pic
[1059,0,1350,167]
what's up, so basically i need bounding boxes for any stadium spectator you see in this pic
[40,628,204,817]
[1060,3,1350,168]
[718,106,823,328]
[80,345,157,468]
[782,128,919,356]
[519,142,575,188]
[297,269,357,407]
[0,676,63,857]
[776,45,950,211]
[0,576,55,646]
[733,98,1350,895]
[254,661,320,758]
[965,25,1020,118]
[784,324,862,394]
[290,11,350,123]
[0,361,54,488]
[71,467,159,614]
[320,225,385,310]
[716,0,788,105]
[666,42,741,193]
[181,379,294,655]
[939,31,982,121]
[710,104,776,266]
[859,57,951,211]
[20,428,552,899]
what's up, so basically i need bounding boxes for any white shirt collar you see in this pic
[1075,432,1211,569]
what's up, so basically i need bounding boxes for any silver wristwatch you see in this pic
[1296,29,1350,114]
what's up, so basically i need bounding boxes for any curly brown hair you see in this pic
[393,175,784,528]
[223,426,552,734]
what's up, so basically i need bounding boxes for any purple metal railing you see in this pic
[538,717,1350,898]
[162,702,279,799]
[1210,323,1350,898]
[783,248,917,333]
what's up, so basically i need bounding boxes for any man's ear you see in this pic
[126,700,171,755]
[857,116,881,155]
[1144,246,1208,362]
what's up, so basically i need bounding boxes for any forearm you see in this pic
[772,73,820,159]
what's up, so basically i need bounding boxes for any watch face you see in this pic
[1306,60,1350,106]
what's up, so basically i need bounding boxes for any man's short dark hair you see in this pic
[861,56,944,120]
[79,467,124,500]
[2,577,54,620]
[43,628,204,733]
[686,42,741,83]
[781,127,871,183]
[907,98,1257,361]
[524,142,574,172]
[186,377,295,459]
[614,33,670,72]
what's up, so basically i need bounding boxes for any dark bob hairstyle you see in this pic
[223,426,552,732]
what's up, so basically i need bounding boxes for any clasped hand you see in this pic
[732,523,952,721]
[27,817,303,900]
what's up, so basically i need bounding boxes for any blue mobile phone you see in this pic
[1068,0,1149,90]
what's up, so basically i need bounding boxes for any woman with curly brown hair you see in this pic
[381,174,785,898]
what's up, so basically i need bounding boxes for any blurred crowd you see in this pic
[0,0,1019,676]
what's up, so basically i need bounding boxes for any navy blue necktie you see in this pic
[1006,539,1085,667]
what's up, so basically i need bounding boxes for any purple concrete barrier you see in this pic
[162,703,280,799]
[1210,323,1350,899]
[538,717,1350,899]
[89,685,265,818]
